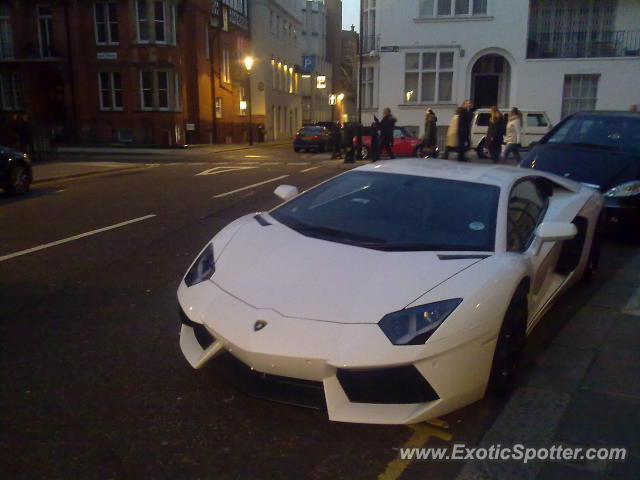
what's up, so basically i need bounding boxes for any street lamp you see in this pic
[244,56,254,146]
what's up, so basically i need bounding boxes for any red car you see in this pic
[355,126,432,159]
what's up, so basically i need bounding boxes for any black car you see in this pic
[0,145,32,195]
[521,111,640,240]
[293,126,331,152]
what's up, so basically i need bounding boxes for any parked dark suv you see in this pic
[1,145,32,196]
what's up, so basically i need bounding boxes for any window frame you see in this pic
[36,4,53,57]
[139,70,180,111]
[419,0,488,18]
[98,71,123,111]
[0,7,14,59]
[561,74,599,119]
[94,2,119,45]
[0,72,23,111]
[404,50,455,105]
[221,48,231,84]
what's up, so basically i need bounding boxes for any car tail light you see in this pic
[295,135,301,139]
[312,135,321,139]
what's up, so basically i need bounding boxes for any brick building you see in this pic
[0,0,253,147]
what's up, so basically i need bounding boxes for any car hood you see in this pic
[211,217,485,324]
[523,144,640,192]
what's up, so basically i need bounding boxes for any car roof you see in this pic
[354,158,581,191]
[571,110,640,119]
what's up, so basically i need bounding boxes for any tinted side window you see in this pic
[507,180,549,252]
[393,128,405,138]
[475,113,491,127]
[527,114,548,127]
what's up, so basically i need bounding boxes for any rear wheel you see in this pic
[4,163,30,195]
[476,139,489,159]
[489,286,527,394]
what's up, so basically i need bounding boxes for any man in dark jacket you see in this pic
[375,108,397,159]
[457,100,473,161]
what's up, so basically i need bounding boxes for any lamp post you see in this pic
[244,56,254,146]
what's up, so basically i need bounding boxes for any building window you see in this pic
[0,7,13,59]
[136,0,176,44]
[37,5,53,57]
[221,48,231,83]
[94,2,119,45]
[98,72,123,110]
[239,86,247,116]
[561,74,599,118]
[404,51,454,104]
[419,0,487,17]
[139,71,180,110]
[205,27,210,59]
[215,97,223,118]
[0,72,22,110]
[361,66,375,108]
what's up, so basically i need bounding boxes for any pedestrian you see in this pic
[330,123,342,159]
[370,121,380,161]
[442,108,462,160]
[485,106,505,163]
[257,123,266,142]
[342,122,356,163]
[502,107,523,162]
[417,108,438,158]
[375,107,397,159]
[456,100,473,161]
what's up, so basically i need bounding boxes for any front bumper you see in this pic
[178,281,496,424]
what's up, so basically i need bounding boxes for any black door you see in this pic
[474,75,499,108]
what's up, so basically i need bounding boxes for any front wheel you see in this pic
[489,287,527,395]
[4,164,31,195]
[476,139,489,159]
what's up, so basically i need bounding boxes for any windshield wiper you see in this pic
[289,222,385,243]
[565,142,620,151]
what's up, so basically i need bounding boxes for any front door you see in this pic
[473,75,499,108]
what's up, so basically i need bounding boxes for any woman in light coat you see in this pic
[442,107,463,160]
[502,107,522,162]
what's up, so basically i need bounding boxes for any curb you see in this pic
[56,142,290,156]
[32,165,152,184]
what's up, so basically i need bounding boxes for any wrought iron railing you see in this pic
[527,30,640,59]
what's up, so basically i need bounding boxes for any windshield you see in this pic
[271,171,499,251]
[546,115,640,152]
[299,127,324,135]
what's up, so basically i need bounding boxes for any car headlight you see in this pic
[604,180,640,198]
[378,298,462,345]
[184,244,215,287]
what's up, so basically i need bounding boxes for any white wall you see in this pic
[367,0,640,135]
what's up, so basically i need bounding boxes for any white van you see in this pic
[470,109,552,158]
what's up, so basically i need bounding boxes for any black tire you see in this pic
[4,163,30,196]
[294,147,300,152]
[476,139,489,159]
[489,286,528,394]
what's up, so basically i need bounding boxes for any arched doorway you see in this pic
[471,54,511,108]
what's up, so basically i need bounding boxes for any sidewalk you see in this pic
[457,245,640,480]
[55,140,288,156]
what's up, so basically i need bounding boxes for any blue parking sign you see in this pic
[302,55,316,72]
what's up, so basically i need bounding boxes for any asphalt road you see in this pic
[0,145,636,479]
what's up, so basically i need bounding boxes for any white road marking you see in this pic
[212,175,289,198]
[244,155,266,158]
[288,162,310,166]
[622,285,640,316]
[196,166,257,176]
[300,166,321,172]
[0,215,157,263]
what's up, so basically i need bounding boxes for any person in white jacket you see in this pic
[502,107,522,162]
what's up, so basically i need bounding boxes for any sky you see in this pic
[342,0,360,31]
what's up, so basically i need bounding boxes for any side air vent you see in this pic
[437,254,491,260]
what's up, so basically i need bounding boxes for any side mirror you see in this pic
[532,222,577,255]
[274,184,299,201]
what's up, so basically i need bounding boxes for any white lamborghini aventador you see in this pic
[177,159,603,424]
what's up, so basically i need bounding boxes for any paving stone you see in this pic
[555,390,640,452]
[523,344,595,394]
[551,305,617,350]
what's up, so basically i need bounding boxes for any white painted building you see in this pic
[249,0,304,140]
[360,0,640,137]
